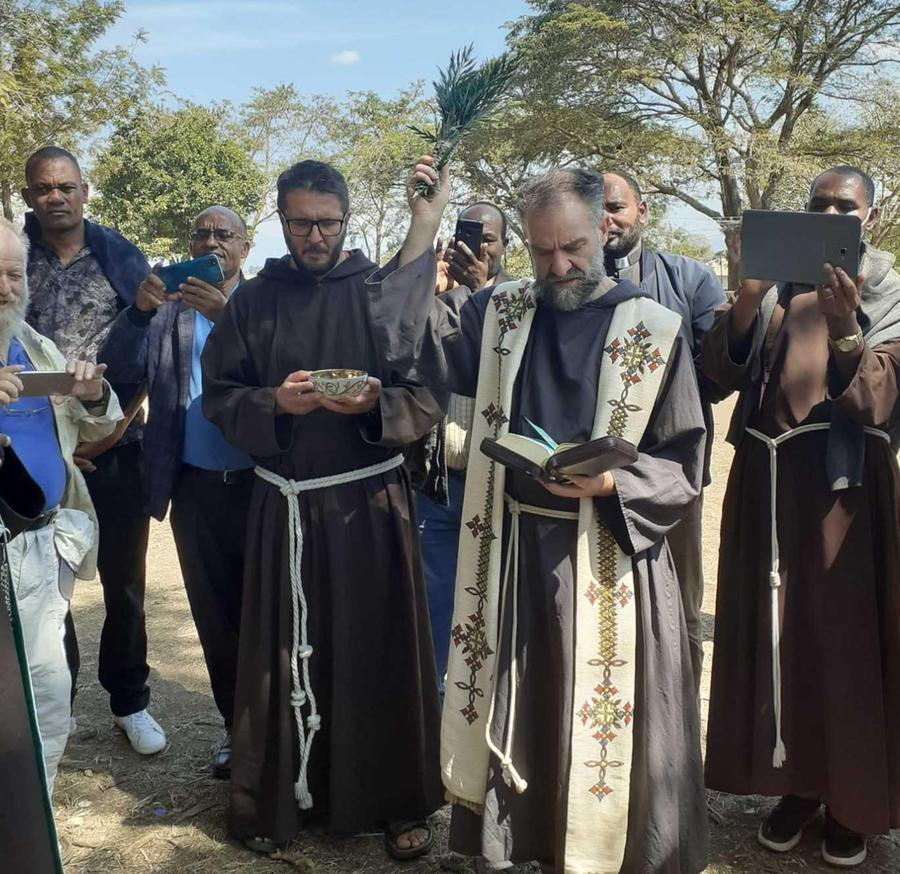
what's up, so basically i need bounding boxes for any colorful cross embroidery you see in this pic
[604,321,666,439]
[481,402,508,428]
[453,284,534,724]
[578,521,634,805]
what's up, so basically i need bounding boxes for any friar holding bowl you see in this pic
[201,159,445,861]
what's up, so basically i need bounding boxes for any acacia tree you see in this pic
[91,104,264,260]
[505,0,900,284]
[0,0,161,219]
[324,86,431,263]
[225,84,335,234]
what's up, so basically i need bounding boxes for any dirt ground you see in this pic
[55,399,900,873]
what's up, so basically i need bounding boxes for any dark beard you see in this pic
[604,224,641,259]
[288,230,347,281]
[533,250,607,312]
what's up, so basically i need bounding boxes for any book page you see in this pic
[493,433,554,468]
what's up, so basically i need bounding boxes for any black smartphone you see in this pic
[454,219,484,258]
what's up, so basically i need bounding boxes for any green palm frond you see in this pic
[412,45,517,197]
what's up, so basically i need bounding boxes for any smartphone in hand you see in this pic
[18,371,75,397]
[454,219,484,259]
[155,254,224,295]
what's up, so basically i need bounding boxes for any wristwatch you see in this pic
[827,328,864,353]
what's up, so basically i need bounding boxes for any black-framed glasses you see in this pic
[279,212,347,237]
[190,228,244,243]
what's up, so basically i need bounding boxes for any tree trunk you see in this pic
[1,180,13,222]
[724,226,740,292]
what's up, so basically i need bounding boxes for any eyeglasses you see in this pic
[190,228,244,243]
[278,212,347,238]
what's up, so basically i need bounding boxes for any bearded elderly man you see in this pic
[0,217,122,791]
[369,159,708,873]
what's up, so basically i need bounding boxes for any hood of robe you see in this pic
[256,249,376,285]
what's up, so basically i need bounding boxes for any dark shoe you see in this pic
[212,733,232,779]
[757,795,822,853]
[385,819,434,861]
[822,809,867,868]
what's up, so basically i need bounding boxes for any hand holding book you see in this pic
[479,419,638,491]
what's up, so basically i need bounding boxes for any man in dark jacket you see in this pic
[603,171,725,692]
[100,206,252,776]
[22,146,165,755]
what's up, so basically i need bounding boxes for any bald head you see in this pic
[0,218,30,349]
[189,205,250,286]
[193,205,248,236]
[0,217,28,267]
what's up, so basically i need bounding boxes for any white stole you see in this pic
[440,280,680,873]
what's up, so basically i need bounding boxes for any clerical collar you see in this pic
[606,242,642,279]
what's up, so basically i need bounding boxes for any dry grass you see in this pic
[54,399,900,872]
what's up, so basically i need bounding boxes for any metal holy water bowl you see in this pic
[308,369,368,398]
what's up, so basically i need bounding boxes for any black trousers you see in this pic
[78,441,152,717]
[170,466,250,728]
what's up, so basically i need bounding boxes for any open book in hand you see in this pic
[479,419,639,484]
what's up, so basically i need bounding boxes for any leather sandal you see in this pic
[385,819,434,861]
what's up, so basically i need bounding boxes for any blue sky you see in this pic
[99,0,722,263]
[101,0,530,264]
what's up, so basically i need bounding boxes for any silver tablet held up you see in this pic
[740,210,862,287]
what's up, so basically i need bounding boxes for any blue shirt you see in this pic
[182,309,252,471]
[0,339,67,511]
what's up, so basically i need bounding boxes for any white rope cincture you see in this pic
[255,453,404,809]
[483,496,580,795]
[744,423,889,769]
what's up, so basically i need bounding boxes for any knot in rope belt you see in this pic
[255,453,404,809]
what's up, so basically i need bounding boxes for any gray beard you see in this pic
[533,249,607,312]
[0,287,28,363]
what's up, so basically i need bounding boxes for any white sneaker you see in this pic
[114,710,167,755]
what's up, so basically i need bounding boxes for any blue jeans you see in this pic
[416,470,465,697]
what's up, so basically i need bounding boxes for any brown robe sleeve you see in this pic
[828,340,900,431]
[700,302,762,399]
[359,381,444,447]
[201,291,289,458]
[366,248,487,394]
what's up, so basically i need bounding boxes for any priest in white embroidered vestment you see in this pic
[368,160,709,874]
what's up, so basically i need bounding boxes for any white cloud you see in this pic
[330,49,360,65]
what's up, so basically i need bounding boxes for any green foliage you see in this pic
[223,85,334,232]
[0,0,162,219]
[91,104,264,260]
[325,86,432,263]
[494,0,900,284]
[503,243,534,281]
[411,45,517,197]
[643,222,715,263]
